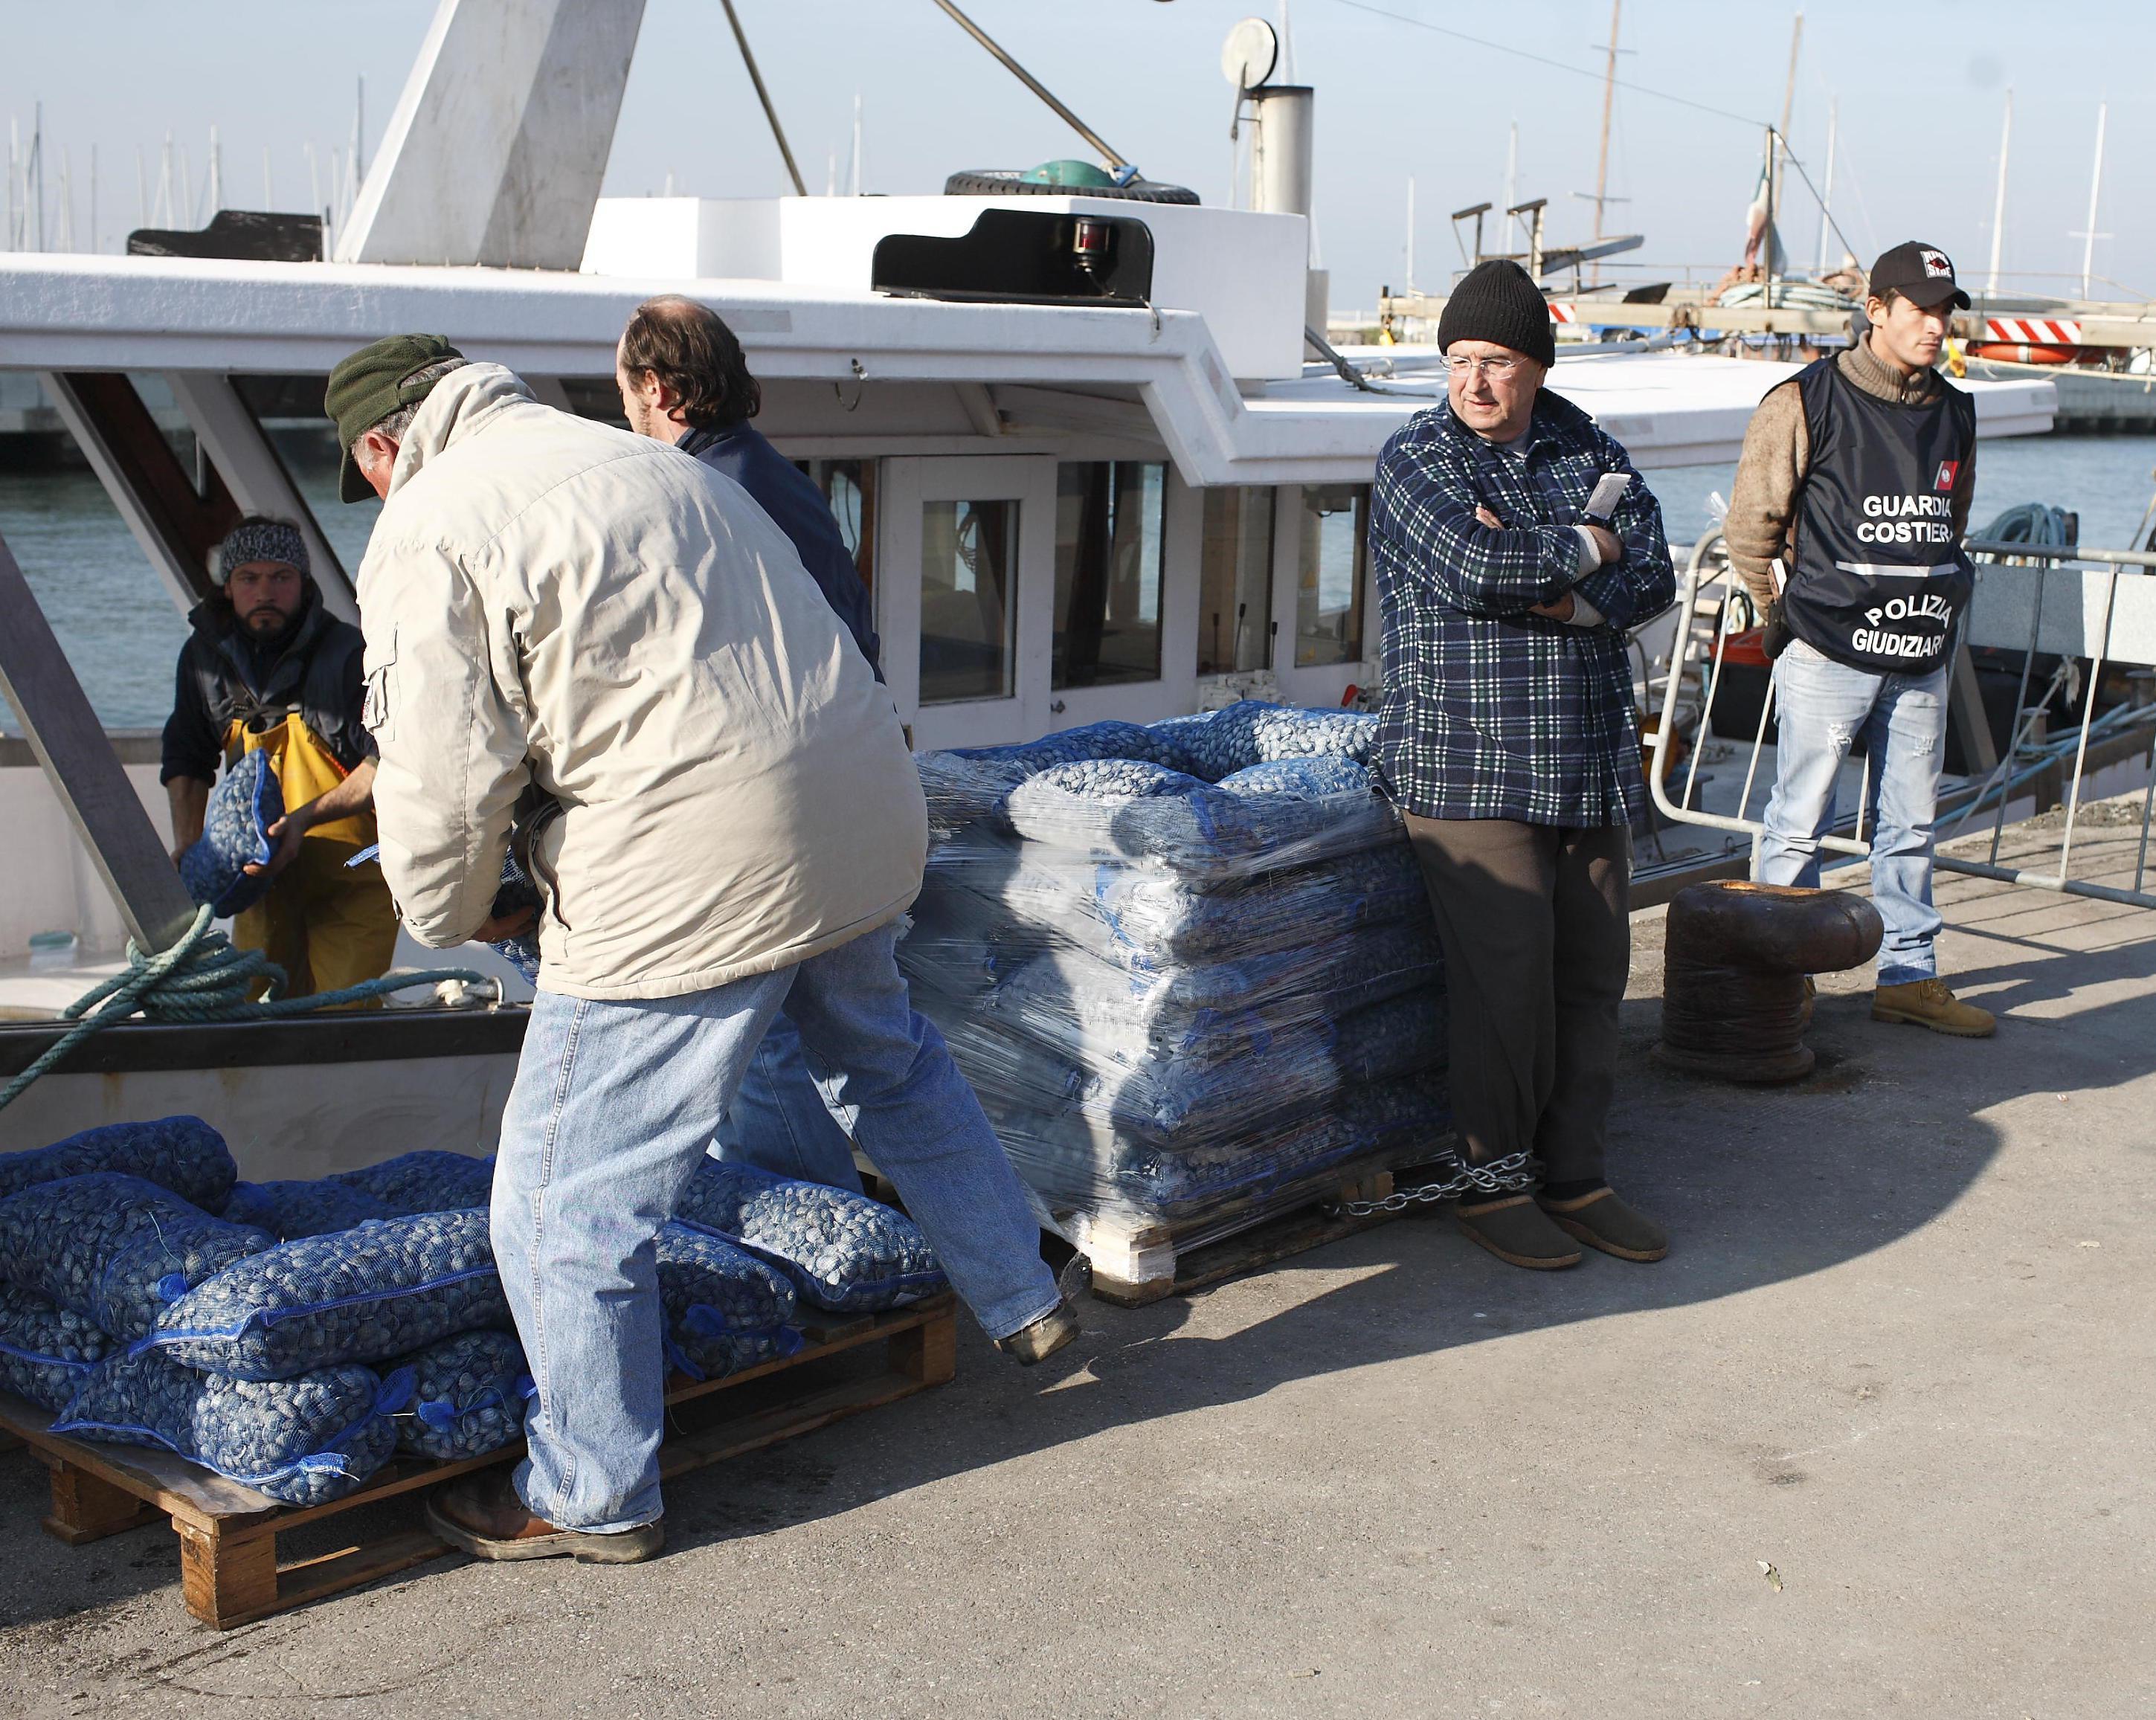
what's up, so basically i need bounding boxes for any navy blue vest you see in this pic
[1783,356,1975,674]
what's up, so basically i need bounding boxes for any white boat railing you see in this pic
[1646,533,2156,911]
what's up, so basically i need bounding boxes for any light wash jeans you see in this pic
[491,921,1059,1533]
[1758,638,1949,986]
[715,1011,864,1191]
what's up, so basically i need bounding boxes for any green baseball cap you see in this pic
[324,333,465,503]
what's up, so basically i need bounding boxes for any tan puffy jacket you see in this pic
[357,363,926,1001]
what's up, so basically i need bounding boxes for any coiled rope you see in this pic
[0,905,488,1115]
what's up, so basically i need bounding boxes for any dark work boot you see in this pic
[996,1300,1080,1365]
[1537,1187,1670,1263]
[1455,1194,1583,1270]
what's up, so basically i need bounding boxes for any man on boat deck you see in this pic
[1726,242,1995,1038]
[326,334,1073,1565]
[160,516,396,999]
[615,294,878,1194]
[1371,258,1676,1272]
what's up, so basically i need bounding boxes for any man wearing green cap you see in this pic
[325,335,1072,1566]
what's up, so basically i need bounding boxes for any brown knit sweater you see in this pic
[1723,337,1978,611]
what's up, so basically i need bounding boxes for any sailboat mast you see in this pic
[1984,89,2012,297]
[2079,99,2106,300]
[1592,0,1619,245]
[1813,97,1836,277]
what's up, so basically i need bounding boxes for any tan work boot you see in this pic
[1872,977,1995,1038]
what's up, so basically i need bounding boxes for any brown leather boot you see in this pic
[1455,1194,1583,1270]
[425,1469,665,1564]
[1871,977,1996,1038]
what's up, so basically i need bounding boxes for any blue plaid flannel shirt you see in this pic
[1371,391,1676,826]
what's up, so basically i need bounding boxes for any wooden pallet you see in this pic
[0,1293,956,1629]
[1075,1162,1408,1307]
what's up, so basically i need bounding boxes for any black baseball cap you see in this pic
[1867,241,1971,310]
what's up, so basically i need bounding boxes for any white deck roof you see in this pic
[0,254,2056,486]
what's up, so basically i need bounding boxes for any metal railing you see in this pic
[1646,534,2156,911]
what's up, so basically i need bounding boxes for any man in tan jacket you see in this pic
[326,335,1073,1566]
[1726,242,1995,1037]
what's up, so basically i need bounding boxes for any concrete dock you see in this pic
[0,812,2151,1718]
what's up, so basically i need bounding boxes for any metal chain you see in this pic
[1325,1150,1540,1218]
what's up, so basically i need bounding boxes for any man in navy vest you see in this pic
[1727,242,1995,1037]
[616,294,890,1191]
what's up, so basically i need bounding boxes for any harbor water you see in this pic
[1,425,2151,732]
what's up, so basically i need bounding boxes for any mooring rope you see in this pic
[0,905,489,1115]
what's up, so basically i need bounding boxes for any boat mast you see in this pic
[2078,98,2107,300]
[1404,175,1415,294]
[1590,0,1618,283]
[1984,88,2012,298]
[1813,97,1836,277]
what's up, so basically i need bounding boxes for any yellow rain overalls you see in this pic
[225,714,398,1002]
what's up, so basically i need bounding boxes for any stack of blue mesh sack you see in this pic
[0,1120,946,1502]
[905,702,1452,1234]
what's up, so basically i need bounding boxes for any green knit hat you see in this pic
[324,333,465,503]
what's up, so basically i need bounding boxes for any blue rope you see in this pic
[0,905,490,1115]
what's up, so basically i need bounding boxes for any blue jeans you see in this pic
[715,1011,865,1191]
[491,921,1059,1532]
[1758,639,1949,986]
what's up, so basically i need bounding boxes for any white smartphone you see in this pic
[1583,471,1632,523]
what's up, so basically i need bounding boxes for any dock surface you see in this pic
[1,813,2151,1717]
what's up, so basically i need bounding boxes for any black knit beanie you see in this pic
[1438,260,1556,367]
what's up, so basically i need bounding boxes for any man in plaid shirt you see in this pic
[1372,259,1676,1272]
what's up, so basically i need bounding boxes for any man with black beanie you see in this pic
[1371,259,1676,1271]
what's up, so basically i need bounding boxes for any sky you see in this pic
[4,0,2152,310]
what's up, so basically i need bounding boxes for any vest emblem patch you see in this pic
[1934,459,1959,492]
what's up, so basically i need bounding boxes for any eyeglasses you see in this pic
[1446,355,1523,379]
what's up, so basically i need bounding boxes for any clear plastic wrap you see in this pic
[906,701,1453,1236]
[976,1074,1452,1223]
[930,838,1428,972]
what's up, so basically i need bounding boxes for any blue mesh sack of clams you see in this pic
[392,1327,532,1461]
[675,1159,945,1314]
[654,1223,802,1382]
[143,1210,508,1382]
[220,1179,396,1242]
[178,749,284,918]
[0,1115,236,1212]
[0,1283,115,1412]
[0,1173,273,1341]
[54,1350,410,1507]
[332,1150,495,1216]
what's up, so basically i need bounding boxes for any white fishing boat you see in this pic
[0,0,2065,1165]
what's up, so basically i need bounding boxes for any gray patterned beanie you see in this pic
[216,518,309,584]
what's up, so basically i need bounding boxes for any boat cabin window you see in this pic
[1052,460,1165,689]
[919,497,1019,704]
[1197,487,1275,675]
[1296,484,1369,668]
[794,458,876,591]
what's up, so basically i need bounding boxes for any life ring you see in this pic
[1656,881,1884,1083]
[945,168,1201,205]
[1968,342,2096,367]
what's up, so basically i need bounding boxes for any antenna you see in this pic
[928,0,1131,173]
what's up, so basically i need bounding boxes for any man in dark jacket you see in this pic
[616,294,882,1191]
[1371,260,1676,1272]
[162,516,396,996]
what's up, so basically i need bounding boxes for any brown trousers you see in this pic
[1403,815,1631,1185]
